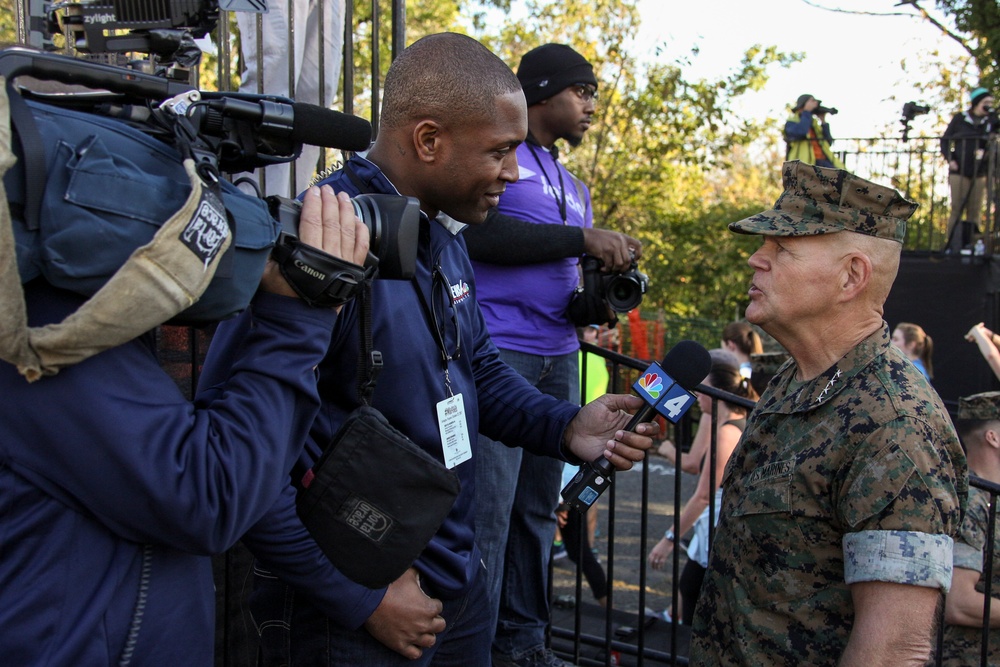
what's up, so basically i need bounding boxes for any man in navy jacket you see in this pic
[0,186,369,665]
[204,33,659,666]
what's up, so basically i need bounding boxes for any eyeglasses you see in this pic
[570,83,598,102]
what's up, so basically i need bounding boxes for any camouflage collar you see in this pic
[762,324,890,414]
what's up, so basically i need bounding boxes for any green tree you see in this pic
[925,0,998,89]
[1,4,16,46]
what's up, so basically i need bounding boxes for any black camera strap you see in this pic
[340,161,457,398]
[6,81,46,231]
[356,280,381,405]
[339,162,383,404]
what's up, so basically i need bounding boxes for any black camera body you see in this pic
[815,104,838,116]
[4,0,405,313]
[585,255,648,312]
[568,255,648,327]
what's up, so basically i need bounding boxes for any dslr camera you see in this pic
[568,255,648,327]
[815,102,838,116]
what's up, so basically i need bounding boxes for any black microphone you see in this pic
[288,102,373,151]
[200,93,373,151]
[561,340,712,512]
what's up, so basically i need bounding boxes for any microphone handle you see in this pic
[622,400,658,434]
[590,401,657,477]
[562,400,658,511]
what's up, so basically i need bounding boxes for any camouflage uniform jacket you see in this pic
[938,485,999,667]
[691,324,967,666]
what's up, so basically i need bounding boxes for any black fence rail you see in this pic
[558,342,753,666]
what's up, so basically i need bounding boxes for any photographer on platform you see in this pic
[784,93,844,169]
[941,87,997,253]
[462,43,641,667]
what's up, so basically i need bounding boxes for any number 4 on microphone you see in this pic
[655,383,696,423]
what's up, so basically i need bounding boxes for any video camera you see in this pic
[899,101,931,142]
[4,0,419,327]
[902,101,931,122]
[269,194,420,281]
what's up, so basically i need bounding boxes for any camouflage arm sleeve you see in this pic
[953,541,984,573]
[843,530,953,591]
[840,419,964,537]
[838,419,964,591]
[952,488,990,574]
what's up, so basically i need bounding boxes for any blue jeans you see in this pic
[474,348,579,658]
[249,562,493,666]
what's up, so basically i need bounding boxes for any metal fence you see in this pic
[558,342,753,666]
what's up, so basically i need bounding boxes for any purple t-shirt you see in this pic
[471,142,592,356]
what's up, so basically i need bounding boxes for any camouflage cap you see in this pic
[728,161,917,243]
[750,351,791,377]
[958,391,1000,421]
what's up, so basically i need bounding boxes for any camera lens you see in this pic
[604,271,647,312]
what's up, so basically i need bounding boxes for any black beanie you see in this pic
[517,44,597,107]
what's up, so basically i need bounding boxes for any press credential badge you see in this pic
[437,393,471,468]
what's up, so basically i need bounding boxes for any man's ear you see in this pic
[412,120,442,164]
[985,425,1000,450]
[839,252,872,302]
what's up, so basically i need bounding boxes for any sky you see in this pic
[633,0,972,139]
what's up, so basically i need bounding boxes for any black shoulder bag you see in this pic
[294,241,460,591]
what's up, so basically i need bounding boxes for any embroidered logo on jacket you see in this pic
[748,459,794,485]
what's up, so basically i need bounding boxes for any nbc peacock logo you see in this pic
[638,372,663,399]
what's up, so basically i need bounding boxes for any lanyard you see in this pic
[413,261,462,396]
[525,140,568,224]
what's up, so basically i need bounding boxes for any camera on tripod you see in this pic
[902,101,931,122]
[899,101,931,142]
